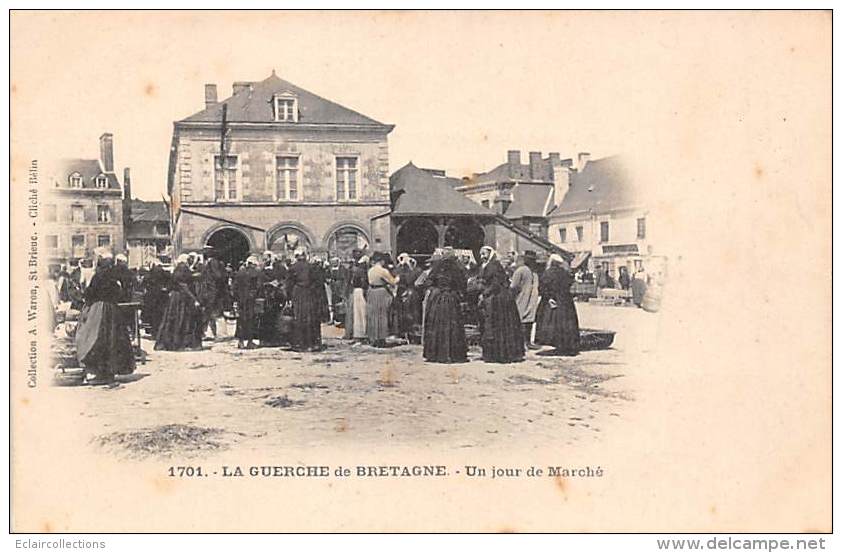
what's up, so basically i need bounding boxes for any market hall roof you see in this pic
[179,72,394,130]
[129,200,169,223]
[390,163,496,217]
[551,155,637,216]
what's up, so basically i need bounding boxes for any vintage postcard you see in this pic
[9,10,831,533]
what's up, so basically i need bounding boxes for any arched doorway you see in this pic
[396,218,438,256]
[206,227,251,268]
[267,226,312,259]
[326,225,370,259]
[444,218,485,260]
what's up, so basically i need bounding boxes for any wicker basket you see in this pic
[578,328,616,351]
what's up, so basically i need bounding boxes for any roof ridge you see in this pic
[179,72,390,127]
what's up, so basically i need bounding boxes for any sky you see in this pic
[11,10,831,263]
[7,9,745,200]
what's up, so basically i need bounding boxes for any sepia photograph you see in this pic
[8,9,832,536]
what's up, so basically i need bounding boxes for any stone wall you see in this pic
[43,189,124,260]
[174,127,390,204]
[177,203,390,254]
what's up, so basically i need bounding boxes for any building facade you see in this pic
[125,199,172,268]
[387,162,570,262]
[547,155,652,278]
[44,133,127,264]
[168,72,394,267]
[456,150,574,255]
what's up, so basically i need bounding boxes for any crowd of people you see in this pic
[49,244,588,384]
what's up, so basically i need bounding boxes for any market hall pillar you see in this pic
[435,218,448,248]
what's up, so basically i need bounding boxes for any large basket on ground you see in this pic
[578,328,616,351]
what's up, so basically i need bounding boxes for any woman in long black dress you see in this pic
[75,255,136,385]
[286,248,323,352]
[477,246,524,363]
[535,254,580,355]
[390,253,422,340]
[257,252,287,347]
[155,255,203,351]
[423,252,468,363]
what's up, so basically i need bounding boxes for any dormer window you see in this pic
[69,173,82,188]
[95,174,108,188]
[273,93,298,122]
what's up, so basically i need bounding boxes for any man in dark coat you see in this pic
[198,246,228,341]
[286,249,323,352]
[232,255,263,349]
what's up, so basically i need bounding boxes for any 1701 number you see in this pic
[168,466,206,477]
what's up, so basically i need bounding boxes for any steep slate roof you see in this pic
[130,200,169,222]
[553,156,637,215]
[390,163,495,217]
[180,73,390,127]
[52,159,120,190]
[504,183,554,219]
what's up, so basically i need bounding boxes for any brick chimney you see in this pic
[507,150,521,179]
[99,133,114,173]
[529,151,542,180]
[232,81,253,95]
[204,84,218,108]
[578,152,591,172]
[123,168,132,200]
[552,162,572,208]
[548,152,561,167]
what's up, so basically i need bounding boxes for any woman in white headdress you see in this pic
[535,253,580,355]
[477,246,524,363]
[75,252,135,384]
[390,252,421,340]
[366,252,399,347]
[154,252,202,351]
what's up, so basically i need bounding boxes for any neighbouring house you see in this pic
[167,71,394,267]
[44,133,127,264]
[125,198,172,269]
[456,150,571,255]
[383,162,570,262]
[547,155,653,279]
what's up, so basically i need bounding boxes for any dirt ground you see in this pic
[65,303,660,459]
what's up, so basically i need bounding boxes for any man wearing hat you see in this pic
[232,254,264,349]
[510,250,541,349]
[198,245,228,341]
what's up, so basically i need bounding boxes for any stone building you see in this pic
[456,150,575,255]
[386,162,569,262]
[167,71,394,267]
[547,155,653,277]
[44,133,127,264]
[125,199,172,268]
